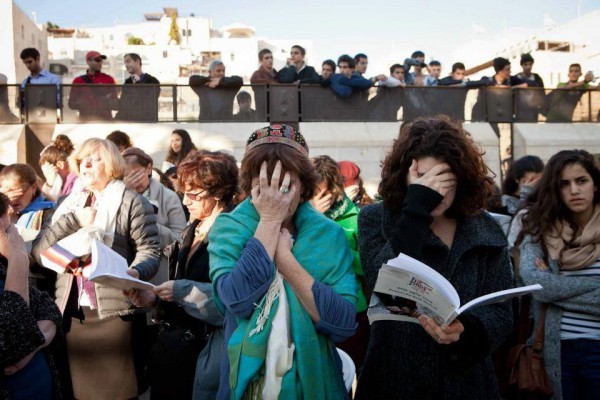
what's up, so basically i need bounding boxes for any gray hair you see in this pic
[208,60,225,71]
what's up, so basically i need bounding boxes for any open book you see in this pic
[367,253,542,327]
[88,240,155,291]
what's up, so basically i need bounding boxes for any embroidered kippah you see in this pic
[245,124,308,156]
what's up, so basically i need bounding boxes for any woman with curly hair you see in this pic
[519,150,600,400]
[355,116,513,400]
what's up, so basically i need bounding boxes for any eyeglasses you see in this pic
[81,156,103,165]
[184,190,208,201]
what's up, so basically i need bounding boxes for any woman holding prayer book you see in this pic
[355,116,513,400]
[32,138,160,400]
[209,124,358,399]
[519,150,600,400]
[129,150,239,400]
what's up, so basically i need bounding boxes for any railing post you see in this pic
[172,85,178,122]
[589,89,592,122]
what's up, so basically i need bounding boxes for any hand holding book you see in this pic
[418,314,464,345]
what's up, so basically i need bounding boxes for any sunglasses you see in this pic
[184,190,208,201]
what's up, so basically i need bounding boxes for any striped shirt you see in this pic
[560,258,600,340]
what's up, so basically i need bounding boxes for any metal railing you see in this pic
[1,83,598,124]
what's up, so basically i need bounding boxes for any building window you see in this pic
[163,50,168,58]
[21,25,24,39]
[230,52,234,61]
[537,40,571,52]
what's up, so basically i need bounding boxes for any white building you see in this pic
[454,10,600,86]
[47,8,314,84]
[0,0,48,84]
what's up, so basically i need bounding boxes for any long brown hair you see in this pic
[520,150,600,244]
[311,155,345,202]
[379,116,494,217]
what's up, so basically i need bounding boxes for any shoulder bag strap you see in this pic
[532,303,548,353]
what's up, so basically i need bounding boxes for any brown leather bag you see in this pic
[506,302,553,398]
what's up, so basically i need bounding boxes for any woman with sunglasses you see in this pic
[32,138,160,400]
[130,150,239,400]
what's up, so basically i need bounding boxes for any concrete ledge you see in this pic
[0,121,502,197]
[0,125,25,165]
[513,123,600,161]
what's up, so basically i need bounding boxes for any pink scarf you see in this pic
[544,204,600,270]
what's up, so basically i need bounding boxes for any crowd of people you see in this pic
[4,46,598,124]
[0,115,599,400]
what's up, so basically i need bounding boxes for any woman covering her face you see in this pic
[519,150,600,400]
[32,138,160,400]
[0,163,56,294]
[355,116,513,400]
[209,124,358,399]
[39,134,78,202]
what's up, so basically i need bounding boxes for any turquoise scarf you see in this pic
[209,199,357,399]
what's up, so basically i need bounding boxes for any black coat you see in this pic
[355,185,513,400]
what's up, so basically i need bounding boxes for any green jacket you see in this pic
[326,195,367,312]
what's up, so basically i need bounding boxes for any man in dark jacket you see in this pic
[189,60,243,121]
[514,53,545,121]
[277,45,320,84]
[326,55,372,97]
[116,53,160,122]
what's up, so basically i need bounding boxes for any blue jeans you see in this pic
[561,339,600,400]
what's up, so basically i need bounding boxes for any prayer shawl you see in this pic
[209,199,357,400]
[16,195,55,230]
[42,180,126,275]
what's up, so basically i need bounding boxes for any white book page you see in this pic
[457,284,543,315]
[386,253,460,308]
[89,240,154,291]
[373,265,458,326]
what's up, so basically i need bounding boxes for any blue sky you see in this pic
[14,0,600,71]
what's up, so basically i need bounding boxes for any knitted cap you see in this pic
[246,124,308,156]
[338,161,361,187]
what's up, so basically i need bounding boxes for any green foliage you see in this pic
[127,36,145,45]
[45,21,60,31]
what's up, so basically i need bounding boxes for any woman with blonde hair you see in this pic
[33,138,160,400]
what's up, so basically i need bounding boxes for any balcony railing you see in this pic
[1,83,598,124]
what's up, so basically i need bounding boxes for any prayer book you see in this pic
[367,253,542,327]
[88,240,155,291]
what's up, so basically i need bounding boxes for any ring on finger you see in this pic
[279,186,290,195]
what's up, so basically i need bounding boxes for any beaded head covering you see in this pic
[245,124,308,157]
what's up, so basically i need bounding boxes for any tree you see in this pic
[45,21,60,31]
[168,12,181,45]
[128,36,145,45]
